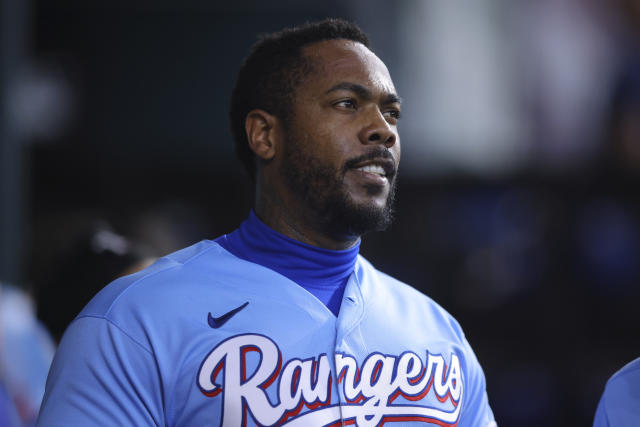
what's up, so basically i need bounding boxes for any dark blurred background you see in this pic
[2,0,640,425]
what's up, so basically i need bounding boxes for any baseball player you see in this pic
[37,19,496,426]
[593,357,640,426]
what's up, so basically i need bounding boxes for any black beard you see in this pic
[281,136,397,239]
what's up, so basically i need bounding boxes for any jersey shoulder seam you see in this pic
[607,358,640,386]
[105,241,222,317]
[74,314,154,356]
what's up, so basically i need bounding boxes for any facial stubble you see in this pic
[281,134,397,239]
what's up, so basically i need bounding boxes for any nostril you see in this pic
[368,132,381,142]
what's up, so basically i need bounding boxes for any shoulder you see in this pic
[62,239,255,353]
[602,357,640,399]
[355,255,465,343]
[73,239,270,339]
[595,358,640,426]
[78,240,222,316]
[608,357,640,385]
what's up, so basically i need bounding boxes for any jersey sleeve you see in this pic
[458,335,497,427]
[592,358,640,427]
[36,315,164,426]
[593,394,610,427]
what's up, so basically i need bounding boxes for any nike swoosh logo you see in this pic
[207,302,249,329]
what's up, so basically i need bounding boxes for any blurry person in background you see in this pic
[0,283,55,426]
[593,357,640,426]
[36,224,154,342]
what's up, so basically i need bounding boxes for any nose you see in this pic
[358,108,398,148]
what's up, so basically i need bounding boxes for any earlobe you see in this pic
[245,109,280,161]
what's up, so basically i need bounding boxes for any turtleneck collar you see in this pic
[215,211,360,315]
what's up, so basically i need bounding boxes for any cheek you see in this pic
[324,140,352,170]
[308,128,351,164]
[393,142,401,162]
[294,106,360,166]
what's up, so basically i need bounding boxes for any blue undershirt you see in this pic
[215,211,360,317]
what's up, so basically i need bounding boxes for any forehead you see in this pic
[301,39,396,95]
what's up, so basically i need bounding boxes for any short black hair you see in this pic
[230,18,371,180]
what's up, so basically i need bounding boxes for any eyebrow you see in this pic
[325,82,403,105]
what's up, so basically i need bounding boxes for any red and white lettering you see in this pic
[197,334,463,426]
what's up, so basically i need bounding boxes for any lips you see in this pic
[356,164,386,176]
[348,157,396,179]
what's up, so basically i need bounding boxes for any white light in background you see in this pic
[397,0,529,176]
[8,64,74,142]
[353,0,617,177]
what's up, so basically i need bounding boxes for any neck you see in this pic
[255,179,360,251]
[216,211,360,317]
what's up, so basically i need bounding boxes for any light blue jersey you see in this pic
[37,240,496,426]
[594,358,640,427]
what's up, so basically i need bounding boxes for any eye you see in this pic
[383,108,401,121]
[334,99,357,110]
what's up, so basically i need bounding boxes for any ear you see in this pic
[245,109,281,161]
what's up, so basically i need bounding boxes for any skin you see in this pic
[245,39,402,250]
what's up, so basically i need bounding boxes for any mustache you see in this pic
[343,148,398,175]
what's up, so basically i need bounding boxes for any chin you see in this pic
[326,194,395,237]
[326,179,397,236]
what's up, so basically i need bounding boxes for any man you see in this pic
[593,358,640,426]
[37,19,496,426]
